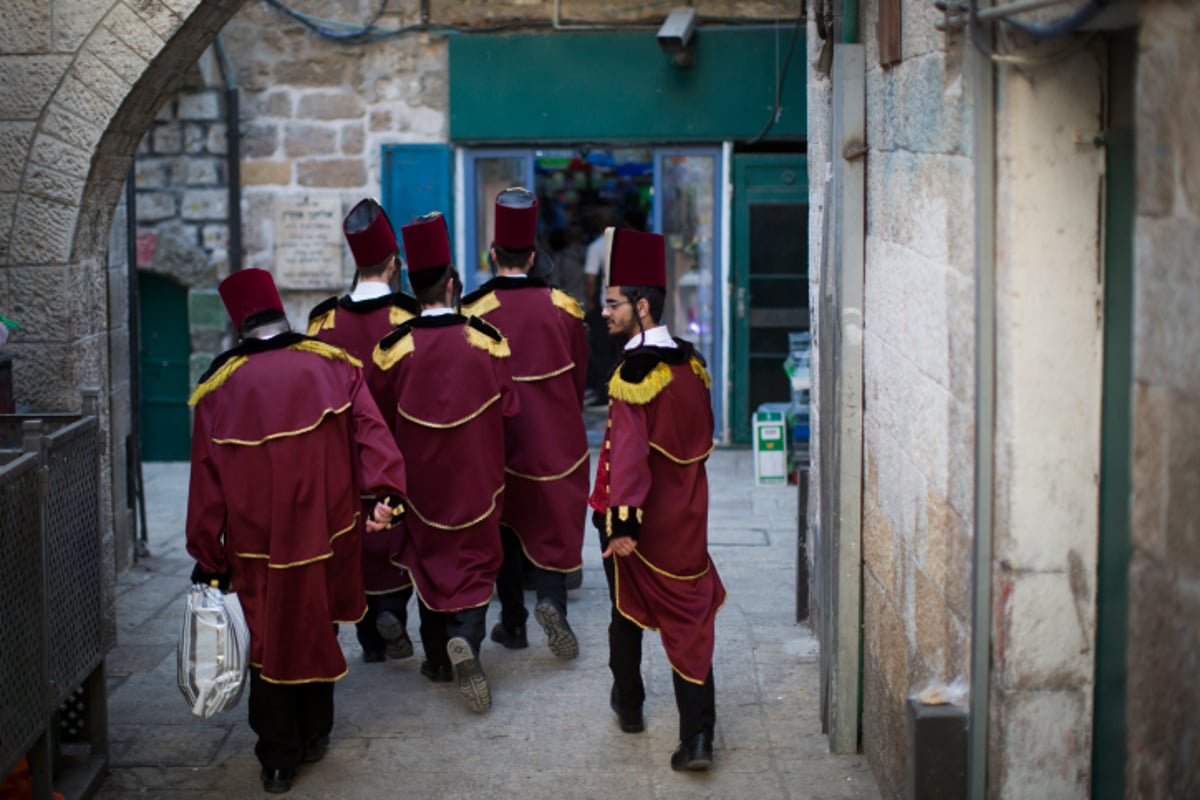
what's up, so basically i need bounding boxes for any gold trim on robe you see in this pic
[212,403,352,446]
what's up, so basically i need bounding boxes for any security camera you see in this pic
[657,7,697,55]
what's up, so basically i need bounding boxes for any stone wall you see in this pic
[807,1,1108,797]
[1127,1,1200,796]
[0,0,245,645]
[854,3,976,797]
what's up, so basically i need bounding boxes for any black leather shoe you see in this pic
[609,685,644,734]
[489,622,528,649]
[261,767,295,794]
[420,660,454,683]
[670,732,713,771]
[534,600,579,660]
[302,735,328,763]
[376,611,414,659]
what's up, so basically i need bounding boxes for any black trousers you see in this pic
[355,586,413,653]
[417,601,487,670]
[495,525,568,630]
[247,667,334,772]
[600,525,716,742]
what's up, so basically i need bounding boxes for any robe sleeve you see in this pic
[348,362,408,499]
[185,400,228,574]
[606,398,652,539]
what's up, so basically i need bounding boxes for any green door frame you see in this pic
[1092,31,1135,800]
[732,154,809,443]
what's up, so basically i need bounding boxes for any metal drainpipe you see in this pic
[215,37,243,273]
[842,0,859,43]
[967,4,997,799]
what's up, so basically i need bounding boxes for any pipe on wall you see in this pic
[214,36,243,273]
[967,4,998,799]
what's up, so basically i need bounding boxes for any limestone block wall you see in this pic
[0,0,244,640]
[854,4,976,798]
[1127,1,1200,796]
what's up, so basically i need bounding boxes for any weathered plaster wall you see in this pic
[989,43,1105,799]
[1127,1,1200,796]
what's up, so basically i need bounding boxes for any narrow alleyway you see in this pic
[97,449,878,799]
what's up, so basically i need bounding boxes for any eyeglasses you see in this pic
[603,299,632,310]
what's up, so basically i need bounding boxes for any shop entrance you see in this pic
[462,146,725,437]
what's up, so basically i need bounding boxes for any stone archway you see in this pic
[0,0,246,611]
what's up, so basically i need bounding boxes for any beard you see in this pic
[607,327,631,348]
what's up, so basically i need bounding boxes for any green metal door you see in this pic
[732,154,809,443]
[138,272,192,460]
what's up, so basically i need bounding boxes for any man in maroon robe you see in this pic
[187,268,408,794]
[374,212,519,713]
[461,187,589,660]
[307,198,419,664]
[588,228,726,771]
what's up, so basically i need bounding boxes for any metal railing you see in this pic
[0,389,108,798]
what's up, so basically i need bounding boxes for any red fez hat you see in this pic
[606,227,666,288]
[218,268,284,330]
[343,198,397,269]
[494,187,538,251]
[401,212,452,289]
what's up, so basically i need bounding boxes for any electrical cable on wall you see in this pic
[745,8,804,145]
[264,0,799,43]
[939,0,1106,65]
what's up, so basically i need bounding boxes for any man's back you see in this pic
[375,314,518,528]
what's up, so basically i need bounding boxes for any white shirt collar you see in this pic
[349,281,391,302]
[421,307,456,317]
[624,325,677,350]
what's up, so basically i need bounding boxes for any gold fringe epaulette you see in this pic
[465,318,510,358]
[609,361,673,405]
[550,288,584,320]
[189,356,249,406]
[306,296,338,335]
[374,332,415,371]
[287,339,362,367]
[690,356,712,389]
[389,306,416,326]
[461,290,500,318]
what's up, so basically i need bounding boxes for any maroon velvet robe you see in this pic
[600,341,726,684]
[461,277,589,571]
[374,314,519,612]
[308,291,418,594]
[186,334,408,684]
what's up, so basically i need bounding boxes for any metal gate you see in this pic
[0,390,108,798]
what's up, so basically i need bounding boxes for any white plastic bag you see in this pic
[177,583,250,718]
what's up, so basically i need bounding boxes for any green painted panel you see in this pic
[449,29,806,143]
[139,272,192,461]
